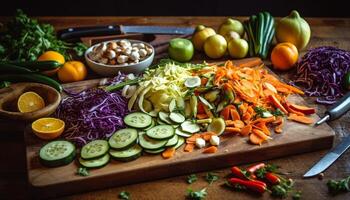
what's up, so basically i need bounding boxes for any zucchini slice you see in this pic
[175,128,192,138]
[79,153,110,168]
[81,140,109,160]
[174,136,185,149]
[109,144,142,162]
[158,111,174,125]
[109,128,138,150]
[165,134,179,147]
[146,125,175,140]
[169,112,185,124]
[181,121,200,134]
[124,112,152,128]
[39,140,76,167]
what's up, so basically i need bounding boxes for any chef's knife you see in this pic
[303,135,350,178]
[57,25,195,41]
[316,92,350,125]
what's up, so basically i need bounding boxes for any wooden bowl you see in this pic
[0,83,61,121]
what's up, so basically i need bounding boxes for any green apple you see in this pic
[204,34,227,59]
[228,38,249,59]
[168,38,194,62]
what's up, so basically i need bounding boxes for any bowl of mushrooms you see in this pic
[85,39,154,76]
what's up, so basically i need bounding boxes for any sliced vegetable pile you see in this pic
[292,46,350,104]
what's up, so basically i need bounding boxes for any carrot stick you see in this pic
[184,143,195,152]
[288,114,314,124]
[252,129,271,141]
[201,132,216,141]
[236,58,263,68]
[230,108,241,120]
[225,120,236,127]
[162,147,176,159]
[249,133,264,145]
[252,116,276,124]
[186,134,201,143]
[202,146,218,154]
[255,122,270,136]
[225,127,241,134]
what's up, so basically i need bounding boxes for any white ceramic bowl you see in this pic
[85,39,154,76]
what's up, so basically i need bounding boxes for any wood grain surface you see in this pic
[0,16,350,200]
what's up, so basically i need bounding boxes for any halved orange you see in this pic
[17,91,45,113]
[32,117,65,140]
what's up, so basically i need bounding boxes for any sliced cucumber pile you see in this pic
[81,140,109,160]
[146,125,175,140]
[79,154,110,168]
[108,128,138,150]
[109,144,143,162]
[39,140,76,167]
[124,112,153,128]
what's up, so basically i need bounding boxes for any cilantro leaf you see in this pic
[187,174,198,184]
[76,167,89,176]
[187,188,207,200]
[205,172,219,184]
[118,191,130,200]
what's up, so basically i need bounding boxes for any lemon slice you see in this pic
[17,91,45,113]
[32,118,65,140]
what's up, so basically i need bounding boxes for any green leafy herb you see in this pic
[118,191,130,200]
[272,108,285,117]
[187,174,198,184]
[0,9,87,61]
[187,188,207,200]
[205,172,219,184]
[76,167,89,176]
[292,191,302,200]
[255,164,278,179]
[254,106,272,118]
[327,176,350,195]
[271,178,294,198]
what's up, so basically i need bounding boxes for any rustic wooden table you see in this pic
[0,16,350,200]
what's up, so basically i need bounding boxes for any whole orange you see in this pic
[37,51,65,76]
[271,42,299,71]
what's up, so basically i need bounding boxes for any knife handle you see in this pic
[326,92,350,120]
[57,25,122,41]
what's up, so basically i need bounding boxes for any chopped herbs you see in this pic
[76,167,89,176]
[272,108,285,117]
[254,106,273,118]
[187,174,198,184]
[327,176,350,195]
[187,188,207,200]
[255,164,278,179]
[118,191,130,200]
[271,178,294,198]
[292,191,302,200]
[205,172,219,184]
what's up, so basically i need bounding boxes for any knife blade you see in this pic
[303,135,350,178]
[57,25,195,41]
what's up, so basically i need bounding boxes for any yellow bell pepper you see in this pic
[58,61,87,83]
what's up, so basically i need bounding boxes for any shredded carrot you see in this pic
[225,127,241,134]
[162,147,176,159]
[249,133,264,145]
[220,105,235,120]
[252,129,271,141]
[202,146,218,154]
[184,143,195,152]
[274,124,283,133]
[252,116,276,124]
[288,114,314,124]
[240,124,252,136]
[230,108,241,121]
[255,122,270,136]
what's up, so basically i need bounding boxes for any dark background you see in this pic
[0,0,349,17]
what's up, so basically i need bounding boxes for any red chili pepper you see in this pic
[247,163,266,173]
[231,166,248,179]
[265,172,280,185]
[229,178,266,194]
[250,179,267,188]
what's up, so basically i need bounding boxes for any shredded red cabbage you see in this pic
[55,73,129,146]
[291,46,350,105]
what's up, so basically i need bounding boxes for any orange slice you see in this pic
[32,117,65,140]
[17,91,45,113]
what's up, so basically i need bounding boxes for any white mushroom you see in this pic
[146,47,153,54]
[195,138,206,148]
[94,43,107,53]
[105,49,116,59]
[106,41,118,50]
[132,43,145,49]
[132,47,139,52]
[117,55,129,64]
[130,51,140,61]
[138,49,147,57]
[123,46,132,55]
[98,57,109,64]
[119,39,131,47]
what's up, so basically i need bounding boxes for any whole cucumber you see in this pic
[0,63,35,73]
[0,60,62,71]
[257,12,265,56]
[262,13,275,59]
[0,74,62,92]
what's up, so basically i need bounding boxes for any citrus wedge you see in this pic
[32,117,65,140]
[17,91,45,113]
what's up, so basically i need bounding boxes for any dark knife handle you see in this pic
[327,92,350,120]
[57,25,122,41]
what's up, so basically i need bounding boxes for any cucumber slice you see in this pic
[79,153,110,168]
[124,112,152,128]
[198,96,214,109]
[169,99,177,113]
[109,144,142,162]
[176,97,185,112]
[109,128,138,150]
[144,148,165,154]
[81,140,109,160]
[185,76,201,88]
[39,140,76,167]
[174,136,185,149]
[175,128,192,138]
[207,118,226,136]
[139,132,168,150]
[169,112,185,124]
[165,134,179,147]
[144,119,156,131]
[146,125,175,140]
[181,121,200,134]
[158,111,174,125]
[157,118,166,125]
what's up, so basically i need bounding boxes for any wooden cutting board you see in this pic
[25,58,335,199]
